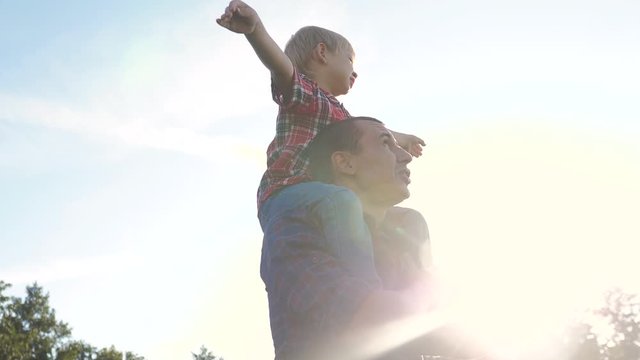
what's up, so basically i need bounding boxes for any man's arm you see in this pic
[382,206,432,270]
[323,279,437,359]
[216,0,294,95]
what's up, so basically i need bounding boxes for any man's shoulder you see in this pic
[381,207,429,245]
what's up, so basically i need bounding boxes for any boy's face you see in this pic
[326,48,357,96]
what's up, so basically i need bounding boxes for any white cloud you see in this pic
[0,252,141,286]
[0,93,264,165]
[1,2,274,165]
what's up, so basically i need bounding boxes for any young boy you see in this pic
[217,0,425,278]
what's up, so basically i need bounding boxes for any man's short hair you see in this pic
[284,26,354,77]
[307,116,383,183]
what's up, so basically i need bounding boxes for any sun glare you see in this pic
[402,121,640,359]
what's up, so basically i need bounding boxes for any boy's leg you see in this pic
[259,181,380,285]
[308,182,380,284]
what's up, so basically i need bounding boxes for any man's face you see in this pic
[350,121,413,207]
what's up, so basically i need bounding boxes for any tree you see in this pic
[562,287,640,360]
[0,281,144,360]
[595,288,640,360]
[94,345,145,360]
[0,282,72,360]
[192,345,224,360]
[564,322,602,360]
[54,340,95,360]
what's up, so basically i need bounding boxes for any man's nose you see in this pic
[351,71,358,78]
[395,145,412,164]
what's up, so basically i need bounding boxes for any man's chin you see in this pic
[400,188,410,201]
[389,188,410,206]
[399,182,410,197]
[372,184,411,207]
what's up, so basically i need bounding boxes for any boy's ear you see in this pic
[331,151,356,176]
[312,42,329,64]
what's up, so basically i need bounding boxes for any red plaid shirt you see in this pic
[257,70,351,208]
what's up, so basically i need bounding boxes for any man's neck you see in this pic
[360,199,387,230]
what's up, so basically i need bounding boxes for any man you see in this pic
[307,118,493,360]
[259,117,437,359]
[307,117,434,292]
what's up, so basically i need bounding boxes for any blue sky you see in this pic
[1,0,639,359]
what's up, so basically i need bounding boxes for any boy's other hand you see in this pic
[394,132,426,158]
[216,0,261,34]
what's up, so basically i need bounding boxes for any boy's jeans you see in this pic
[258,181,380,285]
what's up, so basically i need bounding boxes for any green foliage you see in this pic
[192,345,223,360]
[94,345,144,360]
[0,281,145,360]
[0,281,72,360]
[54,340,95,360]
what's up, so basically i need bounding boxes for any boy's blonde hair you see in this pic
[284,26,353,77]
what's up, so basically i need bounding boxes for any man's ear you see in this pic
[331,151,356,176]
[311,42,329,64]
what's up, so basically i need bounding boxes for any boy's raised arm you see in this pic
[390,130,426,158]
[217,0,294,94]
